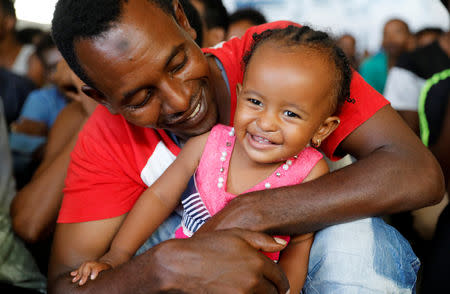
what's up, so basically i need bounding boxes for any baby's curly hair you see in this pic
[243,25,352,114]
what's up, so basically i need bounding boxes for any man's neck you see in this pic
[0,34,22,69]
[206,55,231,126]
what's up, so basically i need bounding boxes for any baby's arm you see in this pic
[71,132,210,286]
[278,158,329,293]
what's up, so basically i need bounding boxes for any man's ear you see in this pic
[173,0,197,41]
[311,116,340,148]
[236,83,243,97]
[81,85,117,114]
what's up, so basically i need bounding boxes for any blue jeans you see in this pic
[137,215,419,293]
[304,217,419,293]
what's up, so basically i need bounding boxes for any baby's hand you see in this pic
[70,261,112,286]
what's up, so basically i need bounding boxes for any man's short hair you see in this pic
[229,8,266,27]
[0,0,16,18]
[52,0,175,89]
[415,27,444,38]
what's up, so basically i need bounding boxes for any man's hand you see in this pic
[10,118,48,136]
[153,228,290,294]
[49,227,289,294]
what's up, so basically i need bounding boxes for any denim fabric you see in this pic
[135,211,181,256]
[304,218,419,294]
[137,215,419,294]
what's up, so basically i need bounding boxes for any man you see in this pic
[0,0,34,76]
[360,18,413,93]
[49,0,444,293]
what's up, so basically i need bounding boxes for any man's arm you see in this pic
[10,118,48,136]
[397,110,420,136]
[199,105,445,235]
[48,218,290,294]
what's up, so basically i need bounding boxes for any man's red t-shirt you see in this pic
[58,21,388,223]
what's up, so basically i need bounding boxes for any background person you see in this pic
[0,0,34,77]
[383,2,449,288]
[0,66,35,127]
[226,7,267,40]
[414,27,444,48]
[359,18,413,93]
[11,61,98,275]
[26,33,63,88]
[0,97,46,294]
[189,0,229,47]
[336,33,359,70]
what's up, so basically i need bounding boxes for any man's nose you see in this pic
[160,79,191,115]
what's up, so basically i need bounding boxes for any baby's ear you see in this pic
[236,83,243,97]
[311,116,340,148]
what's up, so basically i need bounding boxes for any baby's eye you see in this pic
[284,110,300,118]
[248,98,262,106]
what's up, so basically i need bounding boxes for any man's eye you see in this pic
[129,90,152,109]
[284,110,300,118]
[248,98,262,106]
[171,55,187,74]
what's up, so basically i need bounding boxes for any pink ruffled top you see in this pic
[176,124,323,261]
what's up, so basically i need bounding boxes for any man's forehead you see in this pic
[91,25,135,56]
[80,12,180,60]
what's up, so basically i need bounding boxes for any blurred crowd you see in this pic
[0,0,448,293]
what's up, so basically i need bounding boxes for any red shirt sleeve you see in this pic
[321,71,389,160]
[203,21,389,160]
[58,106,180,223]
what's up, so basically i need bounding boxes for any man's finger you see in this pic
[262,258,290,294]
[230,229,290,293]
[254,276,286,294]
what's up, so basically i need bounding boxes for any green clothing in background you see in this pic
[359,51,388,94]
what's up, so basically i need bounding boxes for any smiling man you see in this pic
[48,0,444,293]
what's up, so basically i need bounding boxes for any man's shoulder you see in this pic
[81,106,171,151]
